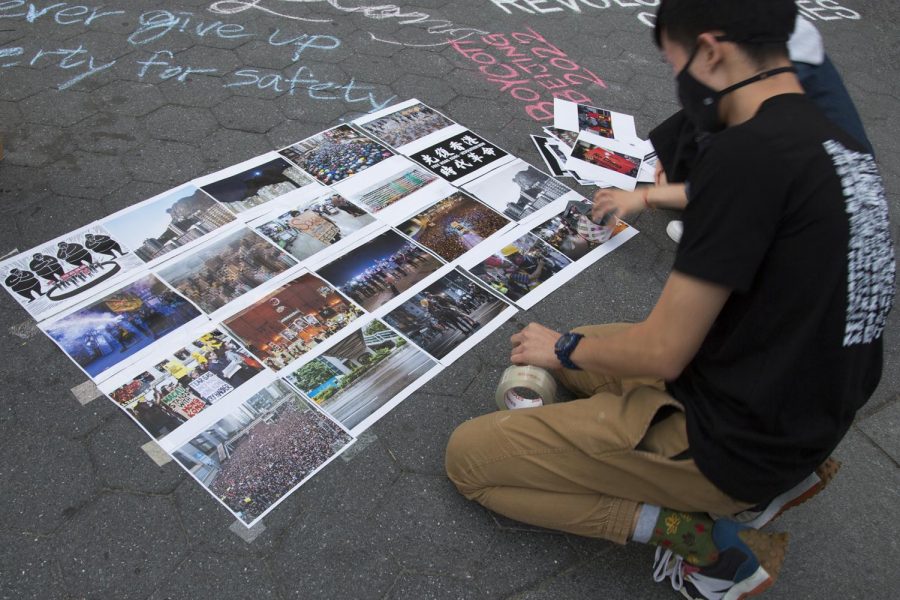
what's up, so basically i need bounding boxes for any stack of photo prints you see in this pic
[2,99,638,528]
[530,98,659,191]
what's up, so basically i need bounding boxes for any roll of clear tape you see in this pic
[495,365,558,410]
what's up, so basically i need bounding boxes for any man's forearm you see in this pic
[568,322,680,381]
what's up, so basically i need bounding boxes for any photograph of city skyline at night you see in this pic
[222,273,364,371]
[43,274,202,379]
[200,157,316,214]
[103,185,237,264]
[315,229,444,313]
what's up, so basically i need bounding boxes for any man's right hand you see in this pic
[592,188,646,222]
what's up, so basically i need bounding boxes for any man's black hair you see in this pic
[654,0,797,65]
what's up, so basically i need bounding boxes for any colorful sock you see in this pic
[647,508,719,566]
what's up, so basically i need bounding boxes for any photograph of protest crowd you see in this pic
[287,319,436,430]
[577,105,615,138]
[398,192,511,262]
[571,141,641,177]
[316,230,443,312]
[1,224,144,320]
[43,275,202,379]
[359,102,455,148]
[279,125,394,186]
[104,186,236,264]
[200,157,316,214]
[106,329,266,440]
[157,228,297,314]
[469,232,572,303]
[223,273,363,371]
[343,165,438,214]
[465,160,576,221]
[533,201,630,261]
[254,193,375,262]
[173,379,352,524]
[383,269,509,360]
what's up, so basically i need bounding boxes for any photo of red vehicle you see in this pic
[572,141,641,177]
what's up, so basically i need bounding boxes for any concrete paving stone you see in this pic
[340,52,403,85]
[265,118,328,150]
[124,139,205,185]
[22,89,100,127]
[441,66,505,101]
[385,572,481,600]
[0,99,22,130]
[0,429,99,535]
[103,179,170,213]
[212,95,285,133]
[55,492,190,600]
[473,531,582,598]
[392,74,461,112]
[199,127,275,170]
[154,70,235,108]
[69,111,146,155]
[146,551,280,600]
[87,414,185,494]
[235,40,301,71]
[2,122,74,167]
[0,530,67,600]
[0,69,47,102]
[393,47,456,77]
[422,350,490,400]
[46,151,132,198]
[445,95,515,135]
[372,472,498,573]
[274,91,350,125]
[94,80,169,117]
[172,44,244,78]
[144,104,219,143]
[857,399,900,462]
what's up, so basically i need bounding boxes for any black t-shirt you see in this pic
[668,94,896,504]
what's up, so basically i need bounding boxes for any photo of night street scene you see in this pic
[222,273,363,370]
[43,275,202,378]
[383,269,509,360]
[174,380,352,524]
[316,229,444,312]
[279,125,394,186]
[254,193,375,262]
[200,157,316,214]
[288,320,437,430]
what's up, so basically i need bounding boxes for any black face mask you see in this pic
[676,41,797,135]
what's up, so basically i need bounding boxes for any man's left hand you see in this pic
[510,323,563,369]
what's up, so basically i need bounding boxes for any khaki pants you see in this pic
[445,324,752,544]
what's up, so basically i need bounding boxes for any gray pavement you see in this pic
[1,1,899,599]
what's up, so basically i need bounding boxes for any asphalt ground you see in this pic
[1,1,899,598]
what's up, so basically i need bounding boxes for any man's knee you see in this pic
[445,415,493,496]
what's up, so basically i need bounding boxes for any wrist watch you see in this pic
[554,332,584,370]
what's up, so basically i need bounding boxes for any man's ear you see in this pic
[694,32,726,76]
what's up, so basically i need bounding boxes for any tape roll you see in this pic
[495,365,558,410]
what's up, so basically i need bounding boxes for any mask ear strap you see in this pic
[716,66,798,97]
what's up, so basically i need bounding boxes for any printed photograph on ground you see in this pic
[106,329,265,440]
[104,185,236,263]
[469,232,572,302]
[577,105,614,138]
[199,157,315,215]
[173,379,353,525]
[222,273,363,371]
[254,193,375,262]
[543,127,579,148]
[279,125,394,186]
[43,275,202,379]
[315,229,444,313]
[383,269,508,360]
[398,192,511,262]
[157,228,297,314]
[342,165,438,214]
[570,140,642,177]
[412,130,508,184]
[1,224,144,321]
[464,160,577,221]
[359,102,455,148]
[533,201,630,261]
[287,319,437,430]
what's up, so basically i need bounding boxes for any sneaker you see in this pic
[711,458,841,529]
[666,220,683,243]
[652,519,789,600]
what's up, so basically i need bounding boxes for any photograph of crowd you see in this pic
[398,192,511,262]
[544,127,579,148]
[254,194,375,262]
[104,186,236,263]
[223,273,363,371]
[316,230,443,312]
[465,161,575,221]
[1,224,144,320]
[469,232,572,302]
[107,330,266,439]
[359,102,455,148]
[343,166,438,214]
[279,125,394,186]
[43,275,202,379]
[571,141,642,177]
[173,379,352,524]
[577,105,615,138]
[383,269,508,360]
[533,201,630,261]
[157,229,297,314]
[287,319,437,430]
[200,157,315,214]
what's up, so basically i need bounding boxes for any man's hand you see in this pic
[592,188,645,222]
[510,323,563,369]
